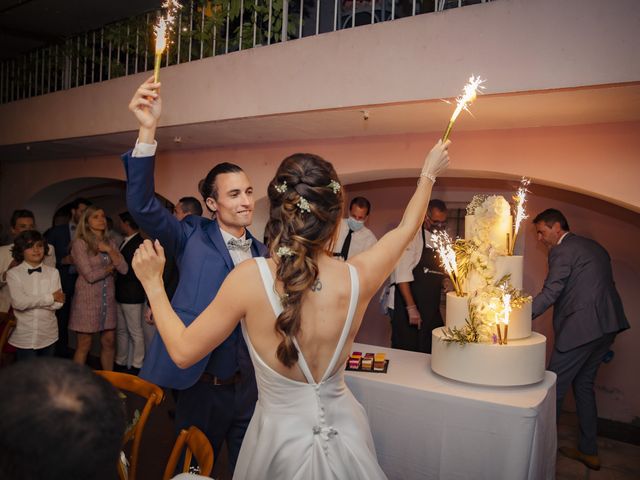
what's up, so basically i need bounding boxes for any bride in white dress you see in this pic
[132,97,450,480]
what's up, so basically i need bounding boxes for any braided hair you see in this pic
[264,153,344,367]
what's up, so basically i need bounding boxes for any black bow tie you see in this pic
[28,267,42,275]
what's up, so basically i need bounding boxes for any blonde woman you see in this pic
[69,206,127,369]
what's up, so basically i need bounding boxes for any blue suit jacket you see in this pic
[44,223,76,295]
[122,151,267,389]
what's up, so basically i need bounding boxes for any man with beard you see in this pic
[391,199,447,353]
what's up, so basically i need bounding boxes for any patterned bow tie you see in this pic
[28,267,42,275]
[227,237,252,252]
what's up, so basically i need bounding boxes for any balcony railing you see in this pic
[0,0,492,104]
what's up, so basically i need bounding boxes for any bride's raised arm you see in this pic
[132,239,249,368]
[350,139,450,299]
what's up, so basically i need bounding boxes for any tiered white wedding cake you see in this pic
[430,194,546,386]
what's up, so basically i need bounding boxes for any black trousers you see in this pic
[175,372,258,471]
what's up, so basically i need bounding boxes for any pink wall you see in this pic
[346,177,639,423]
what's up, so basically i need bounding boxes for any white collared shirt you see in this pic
[120,232,138,250]
[333,218,378,260]
[132,140,158,158]
[387,228,432,310]
[220,229,252,267]
[6,262,63,349]
[557,231,570,245]
[0,243,56,313]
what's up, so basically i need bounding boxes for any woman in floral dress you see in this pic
[69,206,127,369]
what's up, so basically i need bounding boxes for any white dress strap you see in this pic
[254,257,283,316]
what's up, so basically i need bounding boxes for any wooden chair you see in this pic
[94,370,164,480]
[0,314,16,367]
[162,426,214,480]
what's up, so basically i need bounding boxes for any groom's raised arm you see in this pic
[122,76,185,259]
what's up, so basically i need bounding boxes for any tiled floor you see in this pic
[137,392,640,480]
[556,414,640,480]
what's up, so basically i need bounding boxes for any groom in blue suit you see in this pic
[123,77,267,469]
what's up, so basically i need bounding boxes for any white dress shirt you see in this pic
[220,229,253,266]
[333,218,378,260]
[120,233,138,251]
[132,140,158,158]
[6,262,63,349]
[387,228,433,310]
[557,231,570,245]
[0,243,56,313]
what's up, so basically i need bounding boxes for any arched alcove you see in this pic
[24,177,174,231]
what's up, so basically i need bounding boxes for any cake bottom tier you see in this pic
[431,328,547,387]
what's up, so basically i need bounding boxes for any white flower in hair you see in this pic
[328,180,341,194]
[276,246,294,257]
[275,181,288,194]
[297,197,311,213]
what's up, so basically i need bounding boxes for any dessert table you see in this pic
[345,343,557,480]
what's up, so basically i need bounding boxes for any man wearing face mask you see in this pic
[391,199,447,353]
[333,197,377,261]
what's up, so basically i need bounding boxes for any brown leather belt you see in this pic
[198,371,242,386]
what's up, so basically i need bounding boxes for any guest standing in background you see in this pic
[391,199,448,354]
[333,196,377,261]
[1,209,56,315]
[6,231,64,360]
[532,208,630,471]
[114,212,146,373]
[69,206,127,369]
[45,197,92,357]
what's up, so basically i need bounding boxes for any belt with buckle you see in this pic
[198,371,242,386]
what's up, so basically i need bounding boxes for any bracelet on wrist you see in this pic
[417,172,436,185]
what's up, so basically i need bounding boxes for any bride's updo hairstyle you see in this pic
[265,153,344,367]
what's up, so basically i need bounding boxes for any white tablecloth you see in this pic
[345,343,557,480]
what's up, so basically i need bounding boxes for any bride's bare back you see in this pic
[242,254,364,384]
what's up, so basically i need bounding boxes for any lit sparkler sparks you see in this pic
[153,0,182,82]
[509,177,531,255]
[433,231,464,297]
[442,75,486,142]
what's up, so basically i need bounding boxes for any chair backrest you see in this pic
[0,314,16,358]
[162,426,214,480]
[94,370,164,480]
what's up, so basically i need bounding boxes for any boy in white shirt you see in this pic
[6,231,65,360]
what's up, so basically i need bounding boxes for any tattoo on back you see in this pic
[311,278,322,292]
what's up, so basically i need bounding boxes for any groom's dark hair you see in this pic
[533,209,570,231]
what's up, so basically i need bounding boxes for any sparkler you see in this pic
[495,289,511,345]
[508,177,531,255]
[153,0,182,82]
[442,75,485,142]
[433,231,464,297]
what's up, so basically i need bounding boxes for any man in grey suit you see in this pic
[532,208,629,471]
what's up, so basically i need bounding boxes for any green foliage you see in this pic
[441,305,483,345]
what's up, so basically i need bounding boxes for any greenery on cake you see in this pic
[441,305,487,345]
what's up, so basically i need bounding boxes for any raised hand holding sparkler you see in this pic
[129,76,162,143]
[442,75,485,142]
